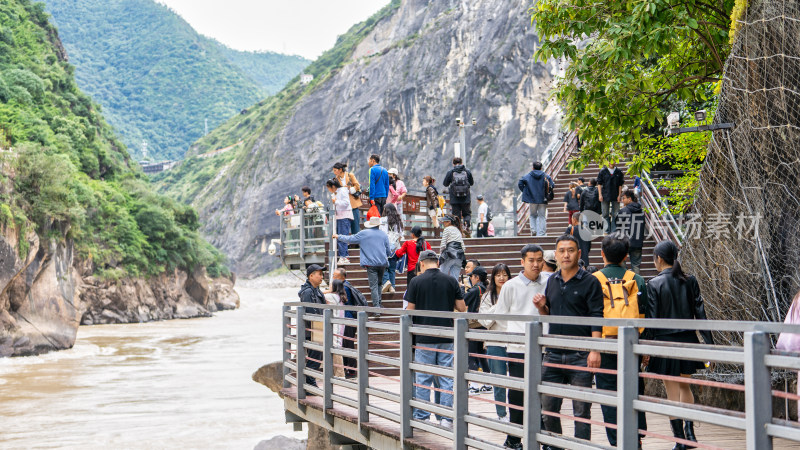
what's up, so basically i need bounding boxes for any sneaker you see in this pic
[381,280,392,293]
[337,257,350,265]
[389,284,396,293]
[480,385,493,393]
[439,418,453,429]
[499,415,510,423]
[502,438,522,449]
[468,386,481,395]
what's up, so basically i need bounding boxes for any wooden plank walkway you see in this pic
[283,377,798,449]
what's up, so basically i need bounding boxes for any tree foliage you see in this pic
[0,0,229,279]
[531,0,735,167]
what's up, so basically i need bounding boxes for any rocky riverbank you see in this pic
[0,223,239,357]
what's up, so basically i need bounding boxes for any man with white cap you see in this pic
[334,216,392,312]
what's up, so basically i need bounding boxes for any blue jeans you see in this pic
[628,247,642,275]
[336,218,352,257]
[528,203,547,236]
[413,342,454,420]
[351,208,361,235]
[601,201,620,233]
[440,258,462,281]
[382,255,398,287]
[486,346,508,418]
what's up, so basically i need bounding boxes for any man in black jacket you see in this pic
[533,235,604,445]
[597,163,625,233]
[443,157,474,236]
[615,189,646,274]
[298,264,327,388]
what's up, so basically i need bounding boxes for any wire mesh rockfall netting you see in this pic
[682,0,800,347]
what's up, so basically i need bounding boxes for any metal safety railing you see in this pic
[278,209,334,263]
[639,171,685,245]
[281,302,800,450]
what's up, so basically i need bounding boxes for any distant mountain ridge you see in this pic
[43,0,309,161]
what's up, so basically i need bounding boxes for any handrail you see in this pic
[639,171,684,245]
[282,302,800,450]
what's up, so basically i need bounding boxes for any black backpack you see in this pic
[486,206,493,222]
[582,187,600,212]
[451,170,470,198]
[345,282,368,307]
[544,176,555,202]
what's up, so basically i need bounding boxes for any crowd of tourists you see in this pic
[293,154,800,450]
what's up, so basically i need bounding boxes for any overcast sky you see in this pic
[156,0,388,59]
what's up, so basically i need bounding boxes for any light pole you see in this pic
[455,117,477,165]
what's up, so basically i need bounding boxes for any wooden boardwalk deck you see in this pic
[283,377,797,449]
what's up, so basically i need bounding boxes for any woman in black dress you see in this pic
[645,240,713,450]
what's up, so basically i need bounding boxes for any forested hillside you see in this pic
[43,0,308,161]
[0,0,227,279]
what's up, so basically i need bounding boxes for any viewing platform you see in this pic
[278,303,800,449]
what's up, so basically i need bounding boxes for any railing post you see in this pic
[299,208,306,259]
[453,318,468,447]
[357,311,370,427]
[618,326,639,448]
[400,314,413,442]
[322,309,333,412]
[513,195,519,236]
[745,331,773,450]
[523,321,543,449]
[296,306,307,401]
[282,305,291,389]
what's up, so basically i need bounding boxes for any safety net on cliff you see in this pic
[682,0,800,346]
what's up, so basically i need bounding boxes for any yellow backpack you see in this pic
[437,195,446,210]
[593,270,643,337]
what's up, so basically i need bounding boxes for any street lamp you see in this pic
[665,111,732,136]
[455,117,477,164]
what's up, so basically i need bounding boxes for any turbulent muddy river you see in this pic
[0,287,303,449]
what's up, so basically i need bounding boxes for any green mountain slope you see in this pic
[0,0,227,279]
[42,0,309,161]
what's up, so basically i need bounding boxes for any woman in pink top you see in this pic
[275,196,295,216]
[387,168,407,214]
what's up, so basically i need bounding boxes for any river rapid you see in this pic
[0,287,304,449]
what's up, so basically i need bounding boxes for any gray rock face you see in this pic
[195,0,561,277]
[253,436,306,450]
[0,225,80,357]
[78,270,240,325]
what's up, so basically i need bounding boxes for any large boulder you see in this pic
[0,229,80,357]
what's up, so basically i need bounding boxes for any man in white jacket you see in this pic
[479,244,547,450]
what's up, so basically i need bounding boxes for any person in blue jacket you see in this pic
[367,154,390,215]
[518,161,554,236]
[334,216,392,313]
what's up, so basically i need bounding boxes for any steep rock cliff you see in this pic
[170,0,561,277]
[0,226,240,356]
